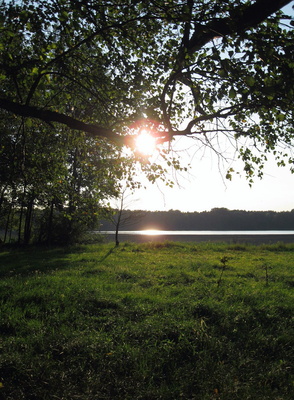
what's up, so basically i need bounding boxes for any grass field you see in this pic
[0,241,293,399]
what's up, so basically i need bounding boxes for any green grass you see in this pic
[0,241,293,399]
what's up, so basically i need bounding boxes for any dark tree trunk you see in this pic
[115,224,120,246]
[23,197,34,245]
[44,199,55,244]
[3,203,12,243]
[18,203,24,244]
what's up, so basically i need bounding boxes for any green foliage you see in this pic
[0,0,293,183]
[0,242,293,399]
[0,116,134,243]
[0,0,188,244]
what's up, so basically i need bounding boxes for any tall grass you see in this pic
[0,242,293,399]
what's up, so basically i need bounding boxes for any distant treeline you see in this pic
[99,208,294,231]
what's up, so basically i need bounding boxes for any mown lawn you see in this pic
[0,241,293,399]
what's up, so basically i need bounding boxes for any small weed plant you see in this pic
[217,255,229,287]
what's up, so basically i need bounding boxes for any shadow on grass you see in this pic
[0,243,118,278]
[0,244,86,278]
[97,245,116,262]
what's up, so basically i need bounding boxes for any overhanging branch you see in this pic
[0,98,124,144]
[0,98,172,147]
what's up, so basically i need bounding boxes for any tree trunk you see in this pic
[47,199,54,244]
[23,197,34,245]
[115,224,120,246]
[3,203,12,243]
[18,203,24,244]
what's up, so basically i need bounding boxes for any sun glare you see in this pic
[135,130,157,155]
[143,229,160,236]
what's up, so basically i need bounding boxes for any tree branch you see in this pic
[0,98,124,144]
[187,0,292,55]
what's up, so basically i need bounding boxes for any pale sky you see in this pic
[128,137,294,213]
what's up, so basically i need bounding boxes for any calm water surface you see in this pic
[100,230,294,236]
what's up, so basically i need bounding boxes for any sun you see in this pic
[135,129,157,155]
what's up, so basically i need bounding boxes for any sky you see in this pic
[126,136,294,213]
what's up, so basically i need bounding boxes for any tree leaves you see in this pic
[244,76,256,87]
[0,0,293,186]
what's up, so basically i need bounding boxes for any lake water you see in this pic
[96,230,294,244]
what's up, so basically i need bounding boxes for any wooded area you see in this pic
[99,208,294,231]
